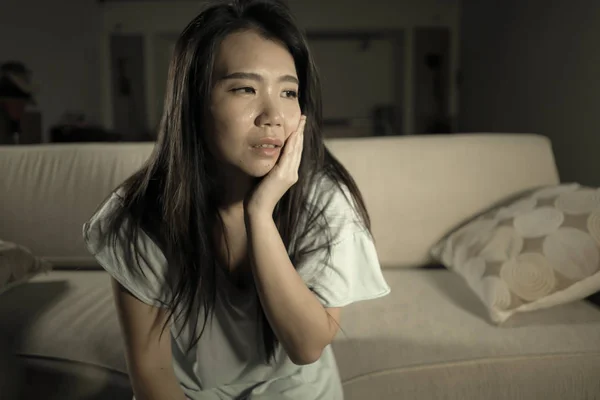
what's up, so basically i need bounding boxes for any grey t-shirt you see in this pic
[83,176,391,400]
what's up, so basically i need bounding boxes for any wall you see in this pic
[0,0,103,142]
[99,0,461,135]
[0,0,460,140]
[459,0,600,186]
[310,38,395,121]
[152,34,398,134]
[110,35,148,139]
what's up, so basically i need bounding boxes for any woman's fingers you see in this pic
[281,116,306,169]
[292,116,306,168]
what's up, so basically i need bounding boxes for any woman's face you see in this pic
[207,30,302,178]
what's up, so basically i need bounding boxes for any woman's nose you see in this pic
[255,97,283,128]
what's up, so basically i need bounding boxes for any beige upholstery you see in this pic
[2,268,599,400]
[325,134,560,267]
[0,143,153,268]
[1,134,599,400]
[0,134,559,268]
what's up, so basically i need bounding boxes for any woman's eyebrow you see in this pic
[219,72,299,85]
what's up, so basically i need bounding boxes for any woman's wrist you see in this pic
[244,200,275,222]
[245,211,274,232]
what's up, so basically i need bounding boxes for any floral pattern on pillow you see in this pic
[431,183,600,324]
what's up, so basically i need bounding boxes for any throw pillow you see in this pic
[0,239,52,294]
[431,183,600,324]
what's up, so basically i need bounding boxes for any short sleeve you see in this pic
[82,193,171,308]
[296,178,391,308]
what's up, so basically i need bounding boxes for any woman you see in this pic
[83,0,390,398]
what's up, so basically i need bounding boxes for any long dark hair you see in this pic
[100,0,370,363]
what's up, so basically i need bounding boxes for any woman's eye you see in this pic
[283,90,298,99]
[232,87,256,94]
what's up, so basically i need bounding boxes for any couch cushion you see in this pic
[334,268,600,400]
[0,270,130,398]
[2,269,599,400]
[0,271,126,372]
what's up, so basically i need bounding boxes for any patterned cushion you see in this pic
[431,183,600,323]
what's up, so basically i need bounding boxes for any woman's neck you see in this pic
[213,165,256,214]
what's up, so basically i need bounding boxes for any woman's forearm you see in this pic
[245,211,336,365]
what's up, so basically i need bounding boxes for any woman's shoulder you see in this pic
[300,171,368,244]
[83,189,128,251]
[82,188,172,307]
[306,172,361,220]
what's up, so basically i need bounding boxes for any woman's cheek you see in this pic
[285,111,302,136]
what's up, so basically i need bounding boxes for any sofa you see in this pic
[1,134,599,400]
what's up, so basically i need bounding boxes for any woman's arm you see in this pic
[111,279,187,400]
[243,116,340,364]
[245,212,341,365]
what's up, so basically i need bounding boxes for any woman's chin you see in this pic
[244,162,276,177]
[247,168,273,178]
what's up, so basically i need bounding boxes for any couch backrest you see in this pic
[0,134,560,268]
[326,134,559,267]
[1,143,154,267]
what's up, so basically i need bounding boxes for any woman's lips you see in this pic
[250,137,283,157]
[251,144,282,158]
[252,137,284,147]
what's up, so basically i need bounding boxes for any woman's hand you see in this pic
[245,115,306,218]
